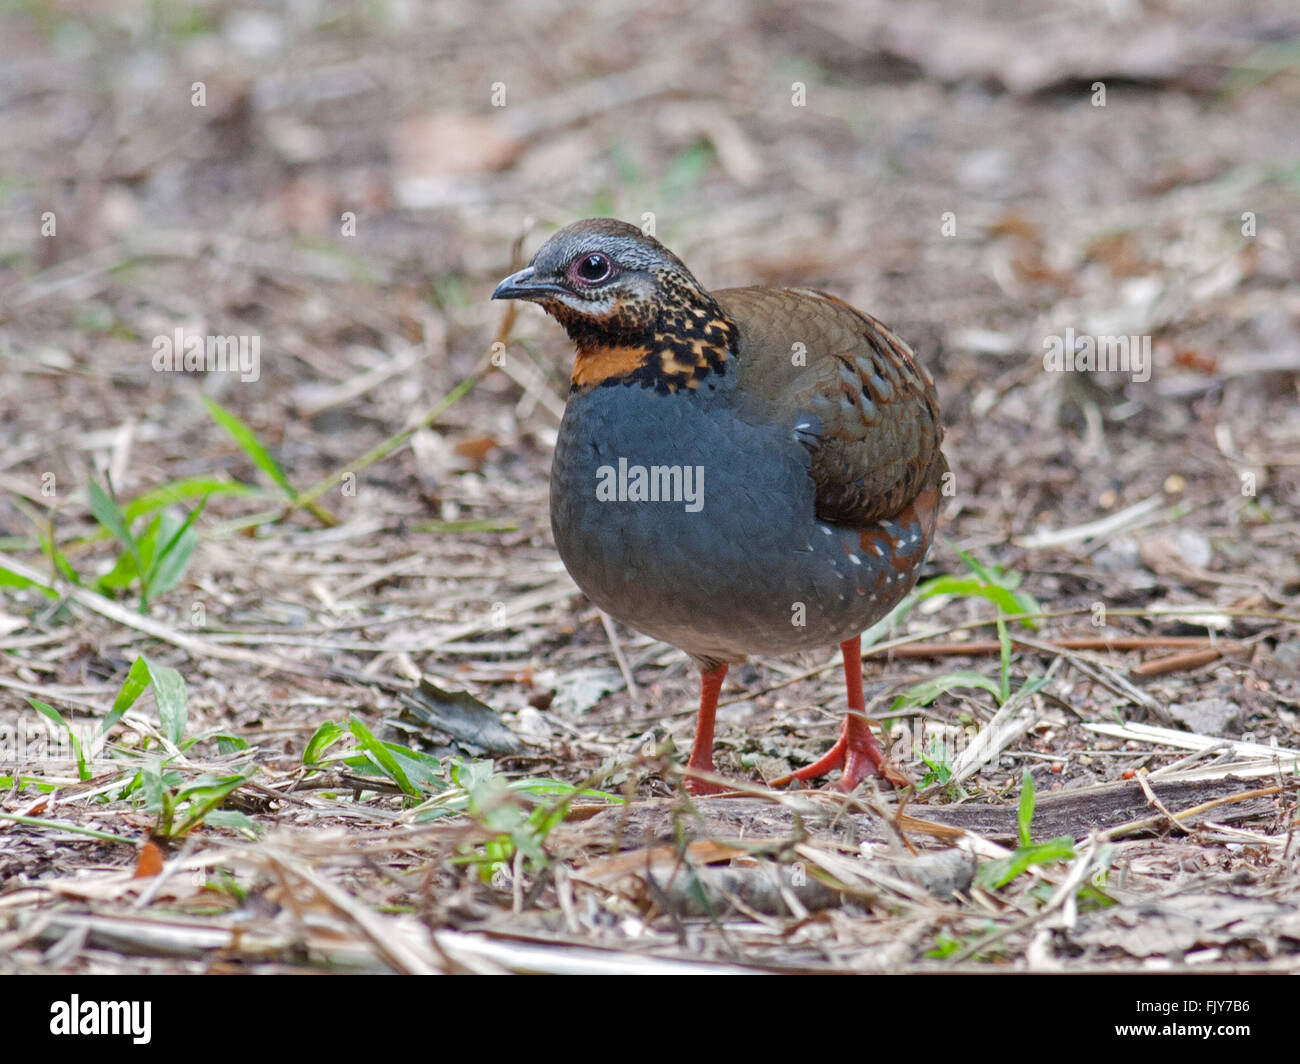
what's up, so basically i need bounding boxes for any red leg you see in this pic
[684,664,729,795]
[772,637,910,791]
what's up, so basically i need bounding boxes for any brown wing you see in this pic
[714,286,946,526]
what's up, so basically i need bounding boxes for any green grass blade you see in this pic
[0,566,57,597]
[951,543,998,585]
[303,721,346,765]
[143,500,206,595]
[202,395,337,525]
[88,480,142,574]
[141,655,188,745]
[124,476,258,522]
[174,773,251,835]
[87,479,134,546]
[0,812,135,844]
[102,657,152,736]
[201,395,295,495]
[347,716,418,797]
[976,837,1075,890]
[27,697,90,781]
[1017,768,1036,847]
[889,671,1002,714]
[997,616,1012,704]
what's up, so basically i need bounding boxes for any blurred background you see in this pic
[0,0,1297,777]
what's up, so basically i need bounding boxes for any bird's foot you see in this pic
[680,664,732,796]
[684,773,730,797]
[772,714,910,792]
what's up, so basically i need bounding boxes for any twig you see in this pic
[1131,648,1223,677]
[1059,652,1170,722]
[290,369,486,516]
[263,849,439,975]
[1015,493,1165,549]
[887,635,1237,658]
[722,605,1295,707]
[0,550,321,677]
[1134,772,1190,836]
[945,656,1062,787]
[599,610,640,702]
[1085,721,1300,765]
[1096,785,1288,842]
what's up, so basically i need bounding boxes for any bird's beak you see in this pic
[491,265,567,301]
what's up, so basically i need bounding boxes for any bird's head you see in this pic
[493,219,736,394]
[492,218,714,349]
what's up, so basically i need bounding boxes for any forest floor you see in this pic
[1,0,1298,973]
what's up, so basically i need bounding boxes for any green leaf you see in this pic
[348,716,419,797]
[916,577,1028,621]
[96,548,142,593]
[340,744,447,791]
[912,574,984,598]
[413,806,458,823]
[303,721,347,765]
[88,480,134,549]
[143,501,205,595]
[27,697,90,781]
[0,811,135,844]
[201,809,257,836]
[889,671,1002,715]
[1011,588,1042,621]
[997,616,1012,704]
[951,543,999,586]
[140,655,188,745]
[91,481,195,606]
[102,657,151,736]
[925,931,963,959]
[201,395,296,496]
[506,778,623,803]
[141,759,165,814]
[133,512,163,574]
[384,746,448,789]
[1017,768,1036,848]
[451,758,498,792]
[173,773,251,835]
[919,548,1042,629]
[88,480,143,578]
[976,837,1076,891]
[0,566,57,598]
[124,476,258,523]
[215,735,250,755]
[0,776,58,793]
[46,542,81,585]
[919,736,953,786]
[1017,673,1052,700]
[27,696,65,730]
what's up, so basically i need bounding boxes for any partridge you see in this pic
[493,219,947,794]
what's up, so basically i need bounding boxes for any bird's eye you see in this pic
[573,252,612,283]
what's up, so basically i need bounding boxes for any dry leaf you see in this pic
[134,841,164,878]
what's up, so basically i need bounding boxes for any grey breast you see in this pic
[549,381,921,664]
